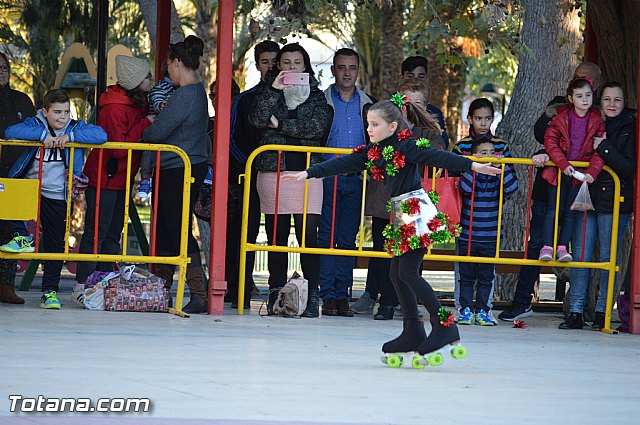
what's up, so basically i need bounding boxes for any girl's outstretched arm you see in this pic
[471,162,502,176]
[282,171,308,181]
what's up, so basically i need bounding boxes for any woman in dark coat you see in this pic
[564,82,637,330]
[249,43,330,317]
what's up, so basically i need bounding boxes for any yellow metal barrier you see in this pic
[0,139,193,318]
[238,145,623,334]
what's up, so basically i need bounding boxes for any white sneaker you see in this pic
[486,310,498,325]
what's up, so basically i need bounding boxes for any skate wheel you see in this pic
[427,353,443,367]
[411,356,425,369]
[450,345,467,359]
[387,355,403,368]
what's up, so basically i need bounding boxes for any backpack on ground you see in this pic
[271,272,308,317]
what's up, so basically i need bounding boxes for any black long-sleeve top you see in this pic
[306,133,473,198]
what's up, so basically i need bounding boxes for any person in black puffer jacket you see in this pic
[248,43,330,317]
[0,52,36,305]
[569,82,636,330]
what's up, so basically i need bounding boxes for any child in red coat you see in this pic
[539,77,605,262]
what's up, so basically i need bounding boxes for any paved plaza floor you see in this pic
[1,276,639,425]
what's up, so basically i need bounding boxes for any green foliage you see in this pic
[0,0,101,104]
[110,0,147,56]
[465,42,518,97]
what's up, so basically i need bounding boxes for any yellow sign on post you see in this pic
[0,178,40,220]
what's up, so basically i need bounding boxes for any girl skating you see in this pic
[285,99,501,368]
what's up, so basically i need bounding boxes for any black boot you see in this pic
[382,319,426,353]
[183,267,208,314]
[591,311,605,330]
[374,305,395,320]
[416,312,461,355]
[301,287,319,318]
[559,312,584,329]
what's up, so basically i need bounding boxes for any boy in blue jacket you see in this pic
[0,89,107,309]
[457,140,518,326]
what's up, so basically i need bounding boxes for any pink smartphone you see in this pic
[283,72,309,85]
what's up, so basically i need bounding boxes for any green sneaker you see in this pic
[0,234,35,253]
[40,290,61,310]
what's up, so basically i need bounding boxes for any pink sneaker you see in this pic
[539,245,553,261]
[556,245,572,262]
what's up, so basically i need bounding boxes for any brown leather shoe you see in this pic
[0,285,25,304]
[322,298,338,316]
[337,299,354,317]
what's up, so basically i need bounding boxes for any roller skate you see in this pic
[380,319,426,369]
[412,308,467,368]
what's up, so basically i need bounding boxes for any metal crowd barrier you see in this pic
[237,145,624,334]
[0,139,193,317]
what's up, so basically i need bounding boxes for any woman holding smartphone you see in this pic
[249,43,330,317]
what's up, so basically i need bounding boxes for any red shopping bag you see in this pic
[421,170,462,223]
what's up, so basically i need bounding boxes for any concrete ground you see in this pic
[1,273,640,425]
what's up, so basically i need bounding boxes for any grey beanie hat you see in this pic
[115,55,150,90]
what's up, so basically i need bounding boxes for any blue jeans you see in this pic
[544,175,578,247]
[570,212,631,313]
[318,175,363,301]
[454,239,494,310]
[513,199,547,306]
[457,240,496,312]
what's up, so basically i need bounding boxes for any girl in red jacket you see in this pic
[76,55,154,284]
[539,77,605,262]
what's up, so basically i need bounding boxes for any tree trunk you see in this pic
[378,0,404,99]
[192,1,218,86]
[427,48,449,134]
[137,0,185,49]
[494,0,581,300]
[588,0,640,106]
[445,60,463,144]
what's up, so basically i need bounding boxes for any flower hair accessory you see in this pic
[389,92,407,107]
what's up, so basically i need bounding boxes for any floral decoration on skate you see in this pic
[437,307,455,327]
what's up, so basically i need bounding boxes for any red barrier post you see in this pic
[523,165,533,258]
[209,0,234,315]
[93,149,104,254]
[155,0,171,83]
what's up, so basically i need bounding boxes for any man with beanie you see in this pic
[77,55,154,285]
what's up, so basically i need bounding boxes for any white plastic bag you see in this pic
[81,271,120,310]
[570,181,595,211]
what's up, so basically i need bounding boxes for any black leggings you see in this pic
[389,248,441,321]
[265,213,319,291]
[154,163,208,267]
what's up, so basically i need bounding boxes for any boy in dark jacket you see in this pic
[0,89,107,309]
